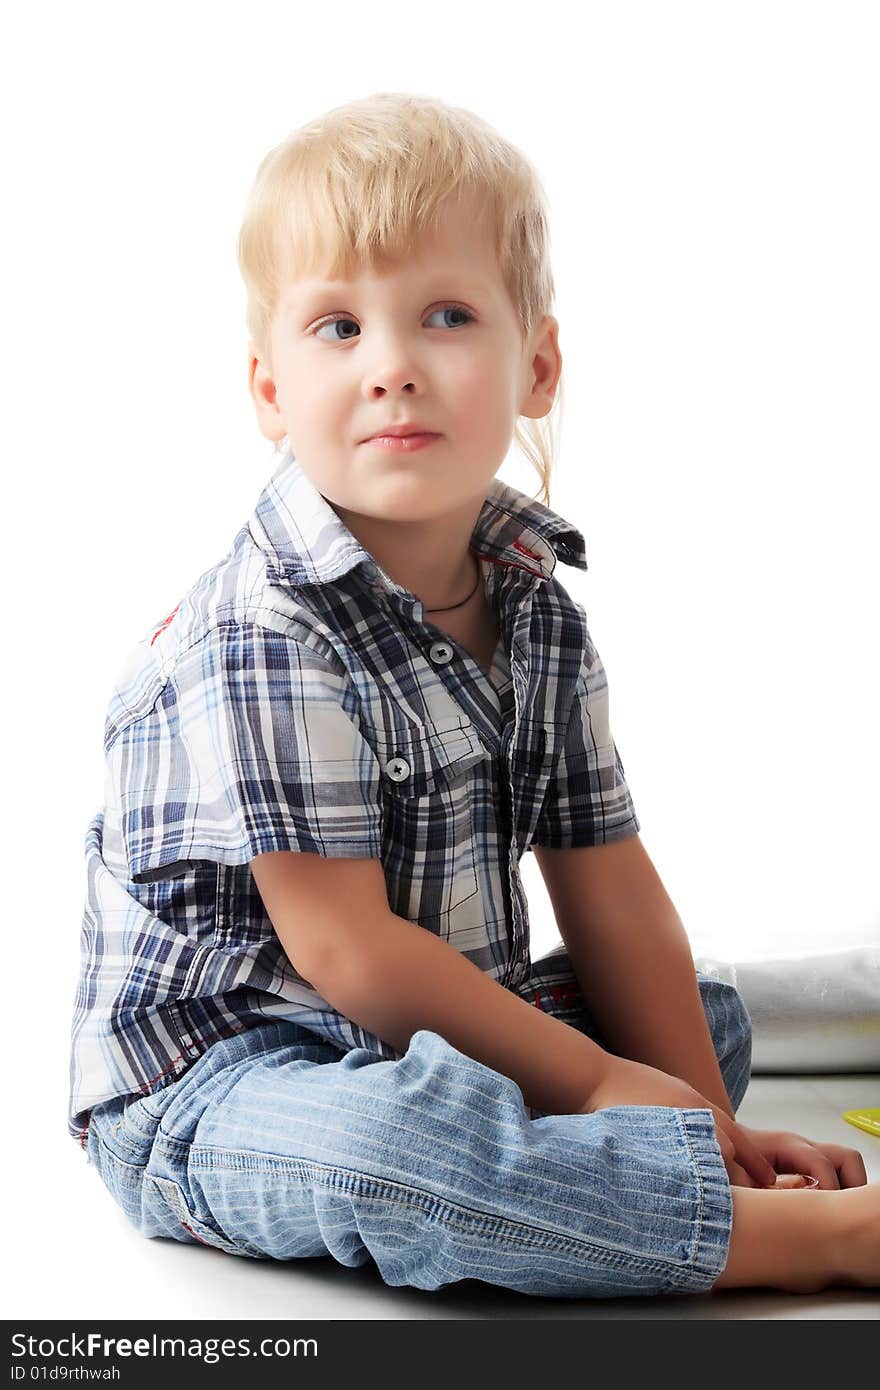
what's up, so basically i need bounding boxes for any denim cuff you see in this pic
[669,1107,735,1293]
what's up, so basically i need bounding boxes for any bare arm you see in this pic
[250,851,610,1117]
[313,911,615,1115]
[250,849,780,1187]
[534,834,737,1118]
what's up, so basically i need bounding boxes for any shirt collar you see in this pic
[247,449,588,596]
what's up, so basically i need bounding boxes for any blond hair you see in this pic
[237,93,562,506]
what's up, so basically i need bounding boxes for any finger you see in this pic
[772,1141,841,1190]
[731,1128,778,1188]
[714,1127,767,1187]
[772,1135,857,1190]
[713,1115,773,1187]
[838,1149,868,1188]
[809,1155,842,1190]
[726,1159,758,1188]
[812,1143,868,1189]
[711,1110,777,1187]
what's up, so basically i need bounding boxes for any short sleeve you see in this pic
[530,631,640,849]
[109,623,384,884]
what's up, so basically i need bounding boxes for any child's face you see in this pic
[248,191,560,527]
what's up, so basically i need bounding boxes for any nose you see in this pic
[362,332,423,398]
[367,369,419,398]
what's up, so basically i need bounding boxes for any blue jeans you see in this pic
[85,946,751,1299]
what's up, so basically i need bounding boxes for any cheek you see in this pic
[452,351,512,407]
[284,379,343,440]
[454,355,519,434]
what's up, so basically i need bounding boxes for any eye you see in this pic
[312,303,475,342]
[314,317,360,342]
[424,305,474,329]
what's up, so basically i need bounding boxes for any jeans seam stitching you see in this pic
[191,1151,697,1272]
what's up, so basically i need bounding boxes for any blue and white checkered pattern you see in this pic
[68,451,640,1144]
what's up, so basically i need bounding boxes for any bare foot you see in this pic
[827,1184,880,1290]
[713,1182,880,1294]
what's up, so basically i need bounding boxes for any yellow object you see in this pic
[842,1107,880,1139]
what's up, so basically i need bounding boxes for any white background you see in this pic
[3,0,878,1317]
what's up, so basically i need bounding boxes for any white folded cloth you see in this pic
[694,944,880,1073]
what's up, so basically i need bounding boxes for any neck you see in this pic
[424,551,483,611]
[323,495,486,610]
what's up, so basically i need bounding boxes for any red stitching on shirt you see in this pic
[140,1049,194,1088]
[75,1022,253,1154]
[549,982,580,1006]
[138,1022,250,1090]
[149,603,180,646]
[471,548,544,580]
[513,537,543,562]
[530,983,579,1013]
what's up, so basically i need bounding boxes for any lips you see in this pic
[360,427,438,442]
[361,432,440,453]
[364,432,437,442]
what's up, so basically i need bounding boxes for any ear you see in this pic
[247,339,286,444]
[520,315,562,421]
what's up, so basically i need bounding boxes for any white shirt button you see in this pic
[384,756,411,783]
[428,641,454,665]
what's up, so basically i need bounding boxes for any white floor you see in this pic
[24,1073,876,1321]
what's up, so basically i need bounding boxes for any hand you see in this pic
[580,1055,777,1189]
[739,1126,869,1190]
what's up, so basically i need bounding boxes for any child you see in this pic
[69,92,876,1300]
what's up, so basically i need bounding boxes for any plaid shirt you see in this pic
[68,451,640,1143]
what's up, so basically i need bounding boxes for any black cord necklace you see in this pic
[425,556,482,612]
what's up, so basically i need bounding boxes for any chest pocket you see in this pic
[374,719,491,934]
